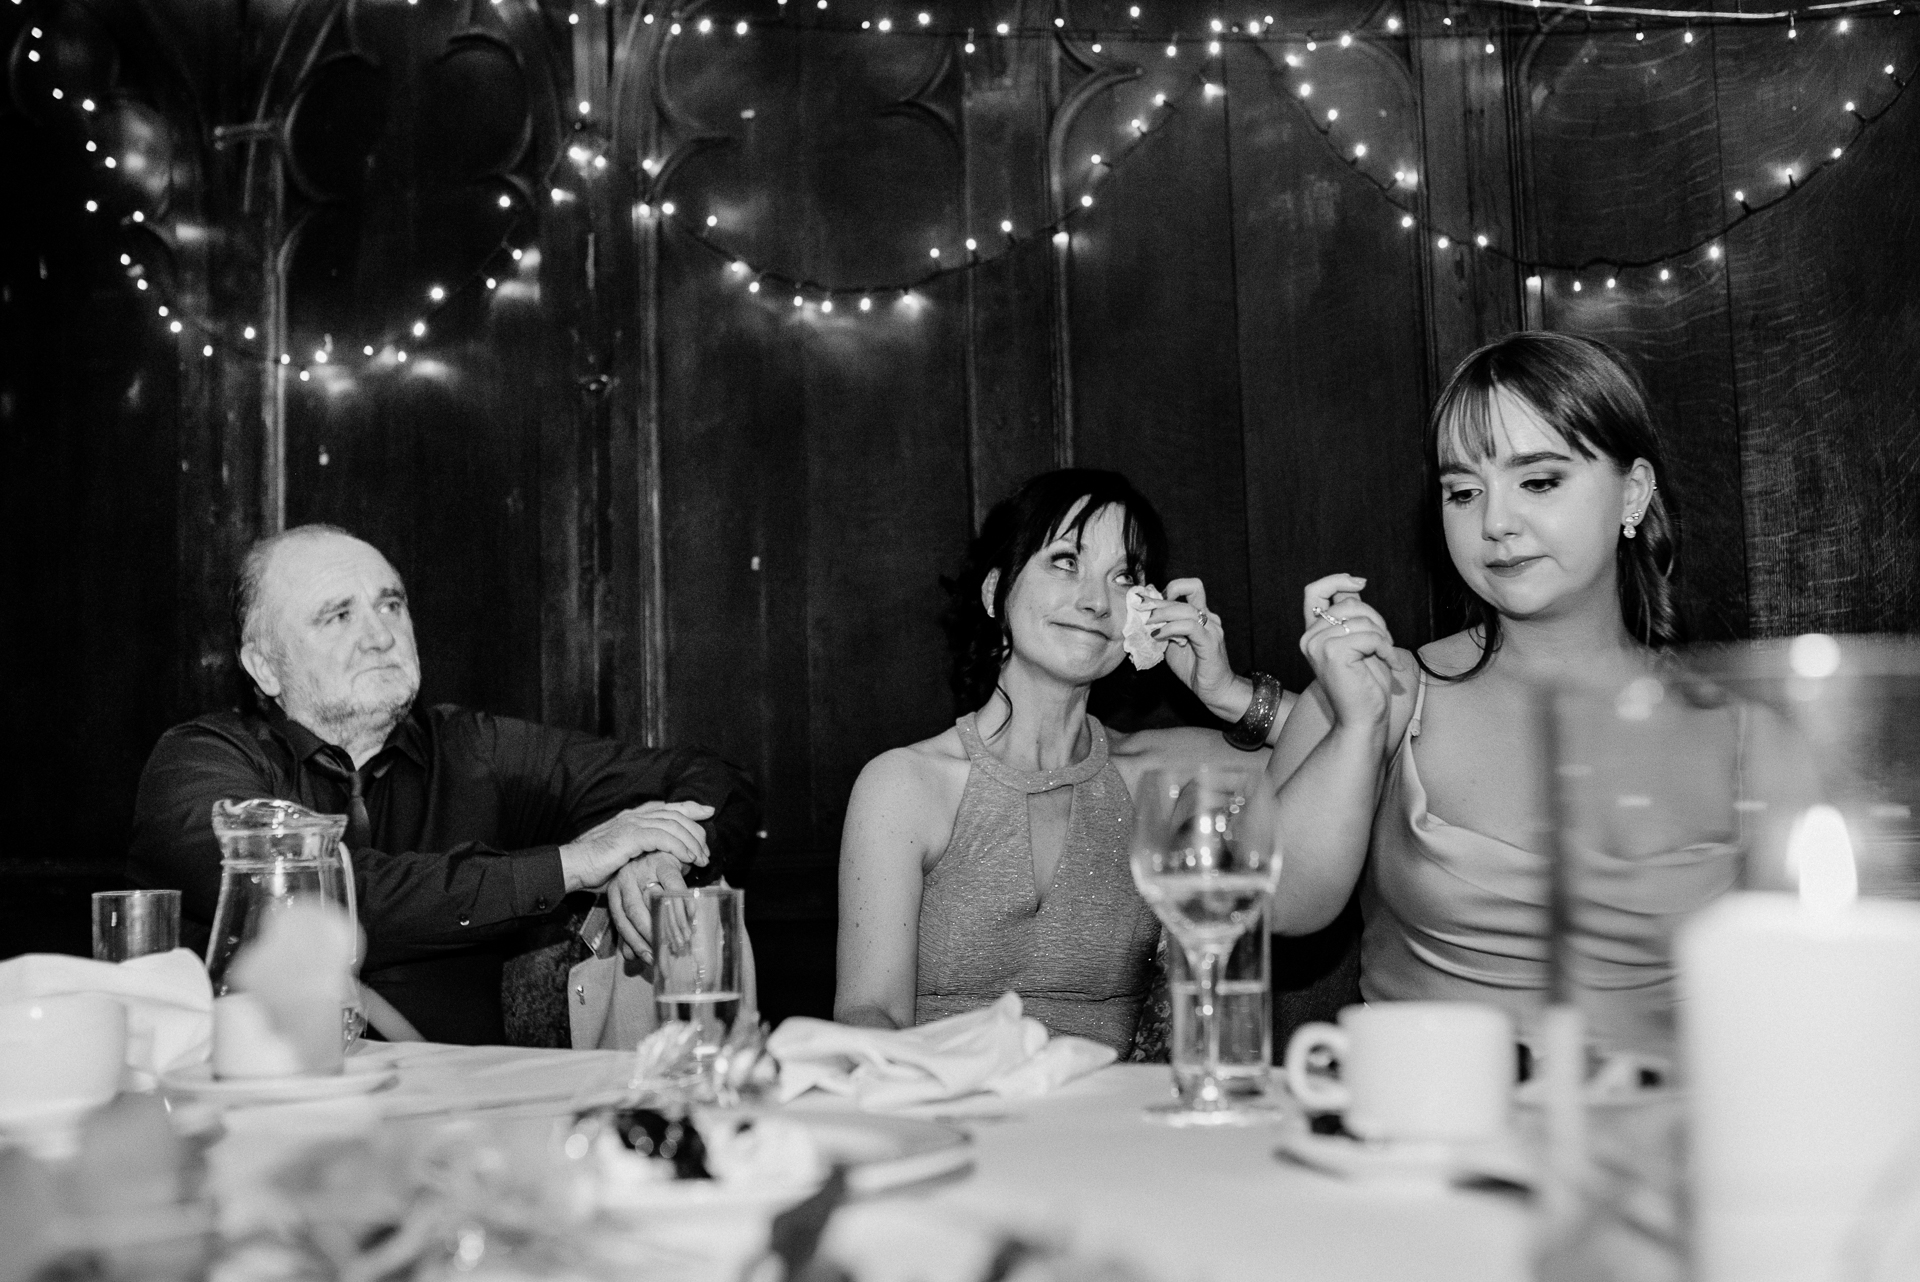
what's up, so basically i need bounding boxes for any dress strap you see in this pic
[954,712,1112,795]
[1408,669,1431,740]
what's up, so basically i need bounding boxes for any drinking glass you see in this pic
[1129,766,1282,1125]
[91,889,181,961]
[650,887,750,1064]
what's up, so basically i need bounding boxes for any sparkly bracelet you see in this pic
[1223,672,1283,751]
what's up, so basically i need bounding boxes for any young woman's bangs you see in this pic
[1437,379,1599,469]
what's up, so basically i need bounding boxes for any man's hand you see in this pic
[558,799,714,894]
[604,852,693,963]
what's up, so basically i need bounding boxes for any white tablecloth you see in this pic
[340,1045,1534,1282]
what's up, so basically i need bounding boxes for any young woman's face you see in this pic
[993,500,1143,687]
[1438,388,1650,627]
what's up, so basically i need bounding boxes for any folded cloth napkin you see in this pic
[0,948,213,1079]
[766,992,1116,1111]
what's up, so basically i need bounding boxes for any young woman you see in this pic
[834,469,1295,1055]
[1269,332,1809,1052]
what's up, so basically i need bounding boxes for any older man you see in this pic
[128,524,757,1044]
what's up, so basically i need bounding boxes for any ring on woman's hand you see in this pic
[1314,605,1348,628]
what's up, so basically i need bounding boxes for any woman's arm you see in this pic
[1267,575,1412,935]
[1139,576,1297,747]
[834,750,933,1029]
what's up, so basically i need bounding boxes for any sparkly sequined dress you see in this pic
[914,713,1162,1054]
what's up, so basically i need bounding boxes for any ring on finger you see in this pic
[1314,605,1348,628]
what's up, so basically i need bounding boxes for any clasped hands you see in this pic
[558,800,714,964]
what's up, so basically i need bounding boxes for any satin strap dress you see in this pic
[1360,670,1747,1052]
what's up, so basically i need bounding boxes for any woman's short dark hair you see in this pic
[1426,331,1682,679]
[945,469,1168,713]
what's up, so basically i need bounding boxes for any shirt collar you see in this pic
[257,696,427,772]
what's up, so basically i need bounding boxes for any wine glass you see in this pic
[1130,765,1282,1125]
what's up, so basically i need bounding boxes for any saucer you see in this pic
[1276,1126,1536,1192]
[158,1059,398,1105]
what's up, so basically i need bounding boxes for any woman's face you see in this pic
[992,499,1142,687]
[1439,388,1651,627]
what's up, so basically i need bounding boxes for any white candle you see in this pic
[1679,806,1920,1281]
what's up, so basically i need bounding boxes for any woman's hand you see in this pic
[1300,573,1402,732]
[1147,577,1243,720]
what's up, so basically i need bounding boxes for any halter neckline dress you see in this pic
[914,713,1161,1054]
[1361,670,1747,1052]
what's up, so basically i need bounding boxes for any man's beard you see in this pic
[305,690,415,746]
[280,666,416,749]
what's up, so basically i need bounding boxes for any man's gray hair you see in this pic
[231,522,359,650]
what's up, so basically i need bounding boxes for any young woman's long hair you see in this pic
[945,469,1168,715]
[1425,331,1683,681]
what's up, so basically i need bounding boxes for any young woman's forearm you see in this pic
[1271,722,1388,934]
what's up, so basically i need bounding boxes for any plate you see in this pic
[158,1059,398,1104]
[1276,1125,1536,1192]
[592,1110,972,1220]
[768,1111,974,1195]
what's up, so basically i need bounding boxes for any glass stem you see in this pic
[1192,944,1227,1106]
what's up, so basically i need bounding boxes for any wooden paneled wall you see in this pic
[5,0,1918,1028]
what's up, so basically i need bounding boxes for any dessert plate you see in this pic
[158,1058,398,1104]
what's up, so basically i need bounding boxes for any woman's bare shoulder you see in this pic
[1415,632,1483,678]
[850,729,971,811]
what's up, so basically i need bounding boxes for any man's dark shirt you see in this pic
[127,699,758,1044]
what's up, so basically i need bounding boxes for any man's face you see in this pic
[242,533,421,744]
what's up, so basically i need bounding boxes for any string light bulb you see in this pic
[1353,143,1367,158]
[860,296,873,311]
[411,320,427,337]
[995,21,1009,35]
[244,326,257,340]
[428,285,446,301]
[1081,193,1094,207]
[1573,280,1583,292]
[1436,235,1451,249]
[1000,219,1014,233]
[1340,32,1353,47]
[1401,214,1414,228]
[1707,244,1722,260]
[1659,268,1671,280]
[821,299,833,313]
[1475,233,1489,247]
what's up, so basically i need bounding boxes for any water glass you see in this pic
[650,887,750,1062]
[1130,766,1282,1125]
[91,889,181,962]
[1168,908,1271,1102]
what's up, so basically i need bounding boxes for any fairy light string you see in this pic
[16,0,1918,375]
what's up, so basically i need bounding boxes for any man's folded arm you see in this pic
[493,717,761,884]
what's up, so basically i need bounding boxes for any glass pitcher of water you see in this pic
[205,798,365,1049]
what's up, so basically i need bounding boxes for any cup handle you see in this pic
[1283,1021,1351,1113]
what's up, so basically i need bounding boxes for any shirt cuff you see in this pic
[510,845,568,917]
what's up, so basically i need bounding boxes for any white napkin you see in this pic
[1122,585,1167,670]
[0,948,212,1078]
[767,992,1116,1110]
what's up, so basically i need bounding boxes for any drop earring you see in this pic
[1623,512,1642,539]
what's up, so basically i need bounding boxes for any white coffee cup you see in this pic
[0,992,129,1126]
[1283,1001,1514,1141]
